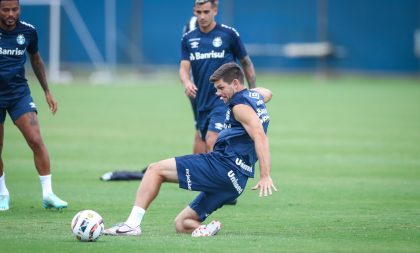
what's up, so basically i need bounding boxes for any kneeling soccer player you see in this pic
[104,62,277,237]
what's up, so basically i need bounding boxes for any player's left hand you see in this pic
[45,92,58,114]
[252,176,277,197]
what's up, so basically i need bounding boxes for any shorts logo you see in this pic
[29,102,37,109]
[185,169,192,190]
[17,34,25,45]
[227,170,243,194]
[235,158,253,173]
[212,36,222,47]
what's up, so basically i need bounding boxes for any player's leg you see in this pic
[193,129,206,154]
[177,190,233,236]
[0,120,10,211]
[14,112,50,176]
[12,96,67,209]
[101,129,204,182]
[191,99,206,154]
[133,158,179,209]
[205,130,218,152]
[174,205,201,233]
[104,158,179,236]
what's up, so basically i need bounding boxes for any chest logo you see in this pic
[212,36,222,48]
[17,34,25,45]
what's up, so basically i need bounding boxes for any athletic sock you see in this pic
[125,206,146,228]
[0,174,9,196]
[39,174,53,198]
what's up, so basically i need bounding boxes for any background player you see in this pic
[104,62,276,237]
[0,0,67,211]
[179,0,256,153]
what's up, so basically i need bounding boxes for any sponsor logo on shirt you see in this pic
[235,158,253,173]
[228,170,243,194]
[0,47,26,56]
[189,50,225,61]
[260,115,270,124]
[256,108,270,123]
[249,92,260,99]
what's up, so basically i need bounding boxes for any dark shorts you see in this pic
[175,152,248,221]
[197,106,226,141]
[0,94,37,123]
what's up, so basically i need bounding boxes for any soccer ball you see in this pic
[71,210,104,242]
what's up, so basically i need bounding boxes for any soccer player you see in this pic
[180,0,256,153]
[104,62,277,237]
[0,0,67,211]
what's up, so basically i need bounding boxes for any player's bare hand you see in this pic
[184,82,198,98]
[251,176,277,197]
[45,92,58,115]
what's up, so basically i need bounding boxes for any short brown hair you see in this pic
[194,0,217,7]
[209,62,244,84]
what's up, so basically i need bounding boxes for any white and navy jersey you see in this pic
[0,21,38,101]
[213,89,270,178]
[181,23,248,114]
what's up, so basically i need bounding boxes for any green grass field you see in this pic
[0,73,419,253]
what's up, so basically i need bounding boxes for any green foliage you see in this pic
[1,74,419,253]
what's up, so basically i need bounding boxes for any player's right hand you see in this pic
[45,92,58,115]
[184,82,198,98]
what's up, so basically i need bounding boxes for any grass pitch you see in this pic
[0,73,419,253]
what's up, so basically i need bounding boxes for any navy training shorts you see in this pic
[0,94,37,123]
[175,152,248,221]
[197,106,226,141]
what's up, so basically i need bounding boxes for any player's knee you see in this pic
[146,162,165,178]
[174,217,188,233]
[146,162,158,174]
[26,135,44,150]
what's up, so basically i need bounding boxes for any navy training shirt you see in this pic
[181,23,248,114]
[0,20,38,103]
[213,89,270,178]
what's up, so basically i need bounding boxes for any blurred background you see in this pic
[20,0,420,83]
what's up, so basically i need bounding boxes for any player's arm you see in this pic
[29,52,57,114]
[250,87,273,103]
[179,60,197,98]
[232,104,277,197]
[239,55,256,89]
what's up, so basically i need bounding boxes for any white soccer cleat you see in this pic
[191,220,222,237]
[0,195,10,211]
[42,194,68,209]
[103,223,141,236]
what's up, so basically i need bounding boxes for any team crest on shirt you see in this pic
[212,36,222,47]
[17,34,26,45]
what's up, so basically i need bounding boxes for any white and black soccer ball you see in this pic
[71,210,104,242]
